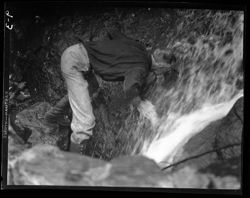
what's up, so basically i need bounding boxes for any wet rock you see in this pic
[215,98,243,160]
[14,102,70,150]
[172,167,210,188]
[11,144,173,187]
[10,111,32,143]
[200,156,241,179]
[8,132,29,162]
[10,144,240,189]
[7,121,31,185]
[171,97,243,174]
[172,166,240,189]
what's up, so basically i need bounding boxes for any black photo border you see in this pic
[1,0,248,197]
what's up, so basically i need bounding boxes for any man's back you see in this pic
[84,31,152,81]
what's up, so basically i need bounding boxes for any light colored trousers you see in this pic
[61,43,95,144]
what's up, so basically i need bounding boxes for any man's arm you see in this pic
[110,68,148,112]
[123,68,147,106]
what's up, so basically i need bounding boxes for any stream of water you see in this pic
[133,11,244,166]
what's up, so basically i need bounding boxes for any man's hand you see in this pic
[131,96,142,108]
[92,88,101,100]
[137,100,159,127]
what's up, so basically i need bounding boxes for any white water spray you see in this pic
[133,11,244,166]
[140,92,243,164]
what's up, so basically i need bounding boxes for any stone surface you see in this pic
[12,102,70,151]
[10,144,173,187]
[8,144,241,189]
[171,97,243,178]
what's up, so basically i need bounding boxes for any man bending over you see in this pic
[44,28,176,154]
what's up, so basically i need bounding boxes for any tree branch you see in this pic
[233,106,243,125]
[161,142,241,171]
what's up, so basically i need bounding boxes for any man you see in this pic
[44,28,176,154]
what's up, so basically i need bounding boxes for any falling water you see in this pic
[131,11,244,166]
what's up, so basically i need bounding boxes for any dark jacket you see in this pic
[83,30,152,99]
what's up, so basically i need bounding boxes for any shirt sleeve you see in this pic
[123,67,147,100]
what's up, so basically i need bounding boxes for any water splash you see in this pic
[140,92,243,164]
[130,10,244,166]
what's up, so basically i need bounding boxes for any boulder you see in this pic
[12,102,70,151]
[170,97,243,179]
[9,144,240,189]
[10,144,173,187]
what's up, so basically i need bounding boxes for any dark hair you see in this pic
[163,53,177,64]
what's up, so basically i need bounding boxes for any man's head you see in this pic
[151,49,177,70]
